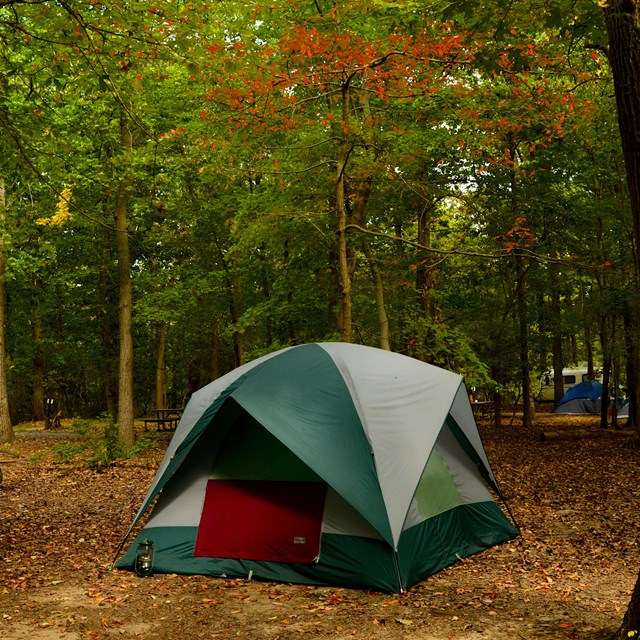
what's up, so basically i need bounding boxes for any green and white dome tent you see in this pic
[116,342,518,592]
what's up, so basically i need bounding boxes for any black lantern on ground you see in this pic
[134,539,154,577]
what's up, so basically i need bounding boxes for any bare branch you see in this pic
[240,161,336,176]
[346,223,597,269]
[263,136,342,151]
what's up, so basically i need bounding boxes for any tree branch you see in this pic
[346,223,598,269]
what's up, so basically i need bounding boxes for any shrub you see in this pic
[52,418,157,470]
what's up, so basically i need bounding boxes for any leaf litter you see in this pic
[0,414,638,639]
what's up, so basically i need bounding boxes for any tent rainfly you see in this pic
[554,380,602,415]
[116,342,519,592]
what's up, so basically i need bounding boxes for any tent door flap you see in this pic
[194,480,327,563]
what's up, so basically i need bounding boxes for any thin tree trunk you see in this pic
[416,202,439,323]
[54,283,67,417]
[32,284,45,422]
[210,326,220,381]
[115,107,135,448]
[585,324,595,379]
[515,250,533,429]
[283,239,295,342]
[336,81,352,343]
[613,352,622,429]
[230,274,244,366]
[509,150,533,429]
[155,323,168,410]
[258,245,274,345]
[351,88,389,347]
[100,228,117,421]
[361,238,390,350]
[549,257,564,407]
[600,352,612,430]
[211,230,243,367]
[624,304,640,433]
[0,179,12,443]
[600,313,614,430]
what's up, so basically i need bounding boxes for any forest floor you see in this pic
[1,412,639,640]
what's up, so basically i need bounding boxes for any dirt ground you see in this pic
[1,414,638,640]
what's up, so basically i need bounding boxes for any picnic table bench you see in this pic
[141,408,183,431]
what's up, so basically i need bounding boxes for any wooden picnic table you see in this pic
[470,400,495,418]
[141,408,183,431]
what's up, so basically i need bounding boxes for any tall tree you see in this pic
[0,178,12,442]
[602,0,640,438]
[586,3,640,626]
[114,105,135,448]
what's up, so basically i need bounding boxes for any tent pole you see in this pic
[392,549,404,594]
[500,496,521,532]
[108,529,135,571]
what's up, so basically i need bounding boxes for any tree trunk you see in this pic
[115,107,135,449]
[549,256,564,406]
[570,332,578,365]
[211,232,243,367]
[99,228,117,421]
[283,239,295,343]
[490,367,503,429]
[613,353,622,429]
[515,250,533,429]
[155,323,169,410]
[258,245,274,345]
[416,202,439,323]
[619,569,640,639]
[32,285,46,422]
[599,310,615,430]
[602,2,640,633]
[603,1,640,262]
[603,0,640,433]
[53,283,67,417]
[0,179,12,443]
[230,274,244,366]
[210,326,220,381]
[624,303,640,433]
[361,238,390,350]
[335,81,353,343]
[585,324,595,379]
[509,151,533,429]
[600,353,612,429]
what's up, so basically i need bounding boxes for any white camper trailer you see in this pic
[537,366,601,402]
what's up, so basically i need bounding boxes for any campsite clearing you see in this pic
[1,413,638,640]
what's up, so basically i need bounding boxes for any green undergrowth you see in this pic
[52,417,158,470]
[0,441,21,458]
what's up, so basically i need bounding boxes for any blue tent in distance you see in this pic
[554,380,602,415]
